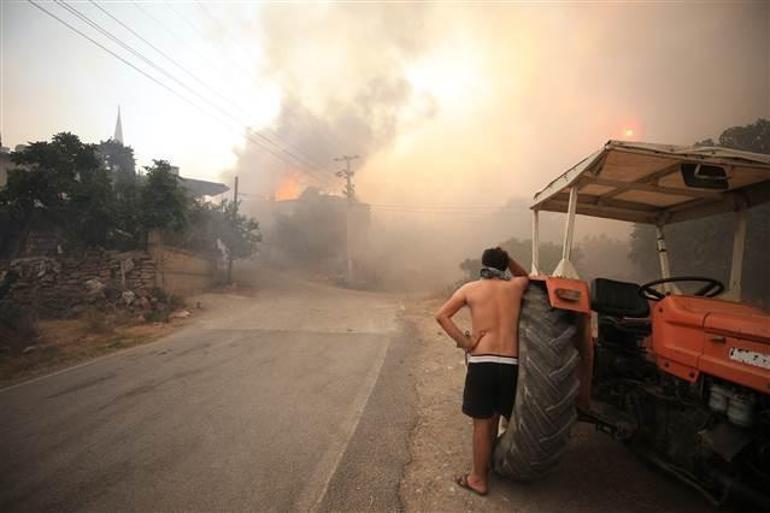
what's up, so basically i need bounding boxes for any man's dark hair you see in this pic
[481,247,509,272]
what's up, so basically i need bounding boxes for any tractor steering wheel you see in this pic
[639,276,725,301]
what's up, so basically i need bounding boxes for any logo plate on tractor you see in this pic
[729,348,770,370]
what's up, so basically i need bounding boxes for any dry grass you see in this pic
[0,315,181,387]
[82,308,113,334]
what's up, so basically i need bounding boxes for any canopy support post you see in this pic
[553,186,580,279]
[725,208,747,301]
[531,209,540,275]
[655,224,680,295]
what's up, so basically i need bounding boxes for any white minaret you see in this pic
[114,106,124,144]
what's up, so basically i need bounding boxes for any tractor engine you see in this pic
[590,279,770,508]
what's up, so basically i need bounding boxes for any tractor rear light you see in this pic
[555,288,581,302]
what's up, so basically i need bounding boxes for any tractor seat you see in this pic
[591,278,650,318]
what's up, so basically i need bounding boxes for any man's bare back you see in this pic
[435,266,528,356]
[460,277,529,356]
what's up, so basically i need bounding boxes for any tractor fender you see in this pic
[530,275,591,314]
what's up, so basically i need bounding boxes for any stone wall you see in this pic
[1,230,222,317]
[2,249,158,317]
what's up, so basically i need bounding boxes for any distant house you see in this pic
[166,165,229,199]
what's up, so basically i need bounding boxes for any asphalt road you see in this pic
[0,278,414,513]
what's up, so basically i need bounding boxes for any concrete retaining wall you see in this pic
[148,235,219,297]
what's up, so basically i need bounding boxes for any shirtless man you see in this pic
[435,246,529,496]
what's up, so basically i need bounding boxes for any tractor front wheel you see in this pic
[492,284,579,480]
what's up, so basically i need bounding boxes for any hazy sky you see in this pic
[1,1,768,212]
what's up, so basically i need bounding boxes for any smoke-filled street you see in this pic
[0,277,415,512]
[1,1,769,512]
[0,276,725,513]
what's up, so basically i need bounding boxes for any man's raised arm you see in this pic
[435,286,473,349]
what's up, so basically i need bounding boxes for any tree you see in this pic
[218,199,261,260]
[68,153,115,247]
[184,199,261,259]
[0,132,261,260]
[98,139,136,191]
[3,132,98,218]
[0,132,115,247]
[718,119,770,154]
[459,237,576,281]
[139,160,189,234]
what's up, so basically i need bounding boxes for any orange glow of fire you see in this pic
[274,174,302,201]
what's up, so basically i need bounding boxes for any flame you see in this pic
[275,173,301,201]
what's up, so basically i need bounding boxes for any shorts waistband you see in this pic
[467,354,518,365]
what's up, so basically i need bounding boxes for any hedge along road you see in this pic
[0,275,417,513]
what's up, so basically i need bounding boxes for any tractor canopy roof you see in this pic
[531,140,770,225]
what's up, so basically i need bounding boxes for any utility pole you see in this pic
[335,155,359,199]
[334,155,359,283]
[227,175,239,284]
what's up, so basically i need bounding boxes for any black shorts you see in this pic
[462,356,519,420]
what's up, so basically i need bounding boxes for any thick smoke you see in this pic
[222,2,768,291]
[228,3,435,201]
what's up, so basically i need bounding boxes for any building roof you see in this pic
[531,140,770,225]
[178,176,229,198]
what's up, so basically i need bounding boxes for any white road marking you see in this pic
[293,334,392,513]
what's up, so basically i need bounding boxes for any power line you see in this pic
[154,1,339,181]
[159,1,343,176]
[59,0,311,176]
[168,1,340,176]
[26,0,201,114]
[366,207,519,218]
[89,0,245,118]
[367,203,521,211]
[43,0,332,186]
[33,0,334,186]
[131,0,236,83]
[194,1,260,70]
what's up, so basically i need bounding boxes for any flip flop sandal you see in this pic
[455,474,488,496]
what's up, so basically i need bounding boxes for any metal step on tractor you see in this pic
[492,141,770,510]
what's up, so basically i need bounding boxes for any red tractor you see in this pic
[492,141,770,510]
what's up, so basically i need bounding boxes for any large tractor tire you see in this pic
[492,284,579,481]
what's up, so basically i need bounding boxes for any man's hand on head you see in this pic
[507,256,529,277]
